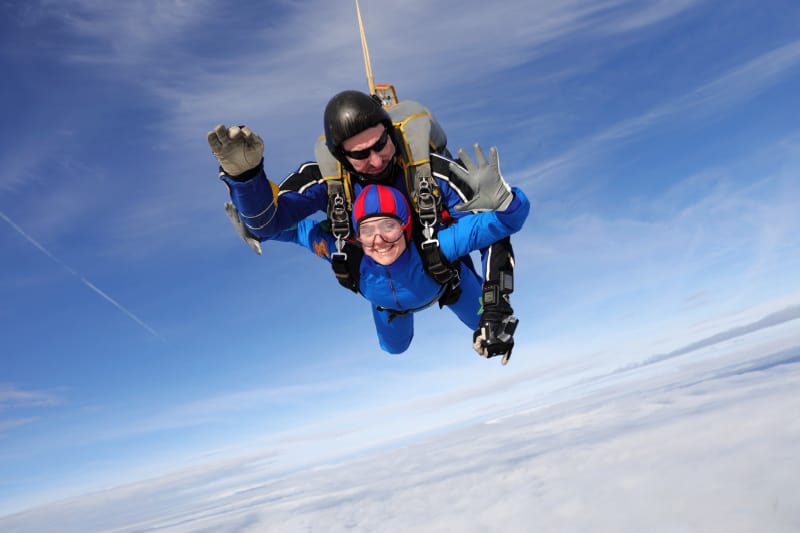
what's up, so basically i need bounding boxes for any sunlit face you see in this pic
[341,124,395,176]
[358,216,407,265]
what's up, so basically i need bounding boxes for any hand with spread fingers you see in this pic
[450,144,513,212]
[207,124,264,177]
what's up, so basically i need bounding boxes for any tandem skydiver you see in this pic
[208,90,527,362]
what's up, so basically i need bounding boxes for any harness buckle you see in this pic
[420,230,439,247]
[415,175,439,226]
[328,188,351,239]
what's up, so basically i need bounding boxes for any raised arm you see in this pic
[208,124,329,244]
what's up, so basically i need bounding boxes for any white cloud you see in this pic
[3,326,797,531]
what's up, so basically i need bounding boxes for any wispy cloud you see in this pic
[0,385,59,438]
[0,385,61,410]
[524,39,800,183]
[24,0,212,65]
[84,377,366,445]
[0,210,163,340]
[0,418,39,438]
[616,304,800,372]
[601,0,699,32]
[48,0,700,157]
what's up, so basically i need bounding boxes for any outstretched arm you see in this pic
[208,124,329,242]
[437,188,530,262]
[270,219,341,265]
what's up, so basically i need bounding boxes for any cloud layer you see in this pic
[2,324,798,532]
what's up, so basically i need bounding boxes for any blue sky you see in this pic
[1,0,799,517]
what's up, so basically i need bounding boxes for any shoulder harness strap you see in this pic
[388,102,462,303]
[315,136,364,294]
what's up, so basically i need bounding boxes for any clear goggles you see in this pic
[357,217,404,248]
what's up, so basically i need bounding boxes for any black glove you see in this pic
[473,274,517,365]
[473,312,518,365]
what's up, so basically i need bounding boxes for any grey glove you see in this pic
[207,124,264,176]
[224,202,262,255]
[450,144,513,212]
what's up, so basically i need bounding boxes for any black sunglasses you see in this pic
[341,129,390,160]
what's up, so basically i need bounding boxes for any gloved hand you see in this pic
[207,124,264,177]
[450,144,513,212]
[224,202,262,255]
[473,314,518,365]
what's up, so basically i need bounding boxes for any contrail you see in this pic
[0,210,164,340]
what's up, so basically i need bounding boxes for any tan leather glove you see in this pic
[207,124,264,176]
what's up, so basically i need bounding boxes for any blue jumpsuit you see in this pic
[272,189,530,353]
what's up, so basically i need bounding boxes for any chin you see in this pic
[358,157,396,183]
[372,253,399,266]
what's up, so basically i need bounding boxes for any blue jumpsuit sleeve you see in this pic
[220,162,329,240]
[436,187,530,261]
[271,219,339,263]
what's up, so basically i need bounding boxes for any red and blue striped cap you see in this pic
[352,184,412,240]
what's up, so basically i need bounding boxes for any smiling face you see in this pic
[341,124,396,177]
[358,216,407,265]
[352,184,412,266]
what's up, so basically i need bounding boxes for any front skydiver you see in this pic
[208,90,523,360]
[270,179,529,356]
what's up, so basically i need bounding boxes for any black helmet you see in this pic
[324,90,394,160]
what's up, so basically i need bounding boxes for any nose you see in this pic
[367,149,383,167]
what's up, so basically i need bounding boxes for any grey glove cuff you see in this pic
[497,191,513,211]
